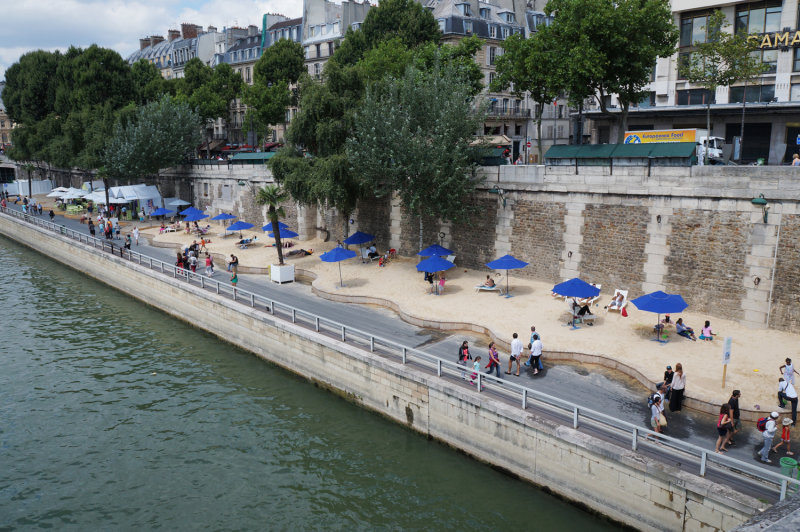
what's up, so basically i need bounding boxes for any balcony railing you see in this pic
[486,107,531,119]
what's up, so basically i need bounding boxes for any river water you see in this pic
[0,235,622,530]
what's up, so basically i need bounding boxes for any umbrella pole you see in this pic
[506,272,510,298]
[339,262,343,287]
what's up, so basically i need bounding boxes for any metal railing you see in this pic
[4,205,799,501]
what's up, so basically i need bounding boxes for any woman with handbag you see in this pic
[457,340,471,380]
[669,363,686,412]
[715,403,733,453]
[650,395,664,434]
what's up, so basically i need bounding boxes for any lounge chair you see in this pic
[446,255,456,265]
[578,284,601,307]
[567,298,596,325]
[606,289,628,313]
[475,284,504,295]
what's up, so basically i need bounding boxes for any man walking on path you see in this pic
[760,412,780,463]
[728,390,741,444]
[778,378,798,426]
[132,226,139,246]
[507,333,522,376]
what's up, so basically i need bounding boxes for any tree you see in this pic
[131,59,168,104]
[360,0,440,51]
[492,31,561,162]
[255,185,289,265]
[347,60,485,252]
[2,50,61,124]
[104,95,202,183]
[192,63,242,158]
[679,10,768,163]
[545,0,678,143]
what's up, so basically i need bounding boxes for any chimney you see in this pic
[207,25,217,33]
[181,23,200,39]
[168,29,181,41]
[150,35,165,45]
[248,24,258,36]
[139,37,151,50]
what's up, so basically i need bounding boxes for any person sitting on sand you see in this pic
[368,244,379,259]
[676,318,697,341]
[699,320,715,341]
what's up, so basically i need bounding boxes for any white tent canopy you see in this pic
[107,184,162,213]
[61,188,87,200]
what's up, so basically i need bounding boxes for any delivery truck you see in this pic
[623,129,725,164]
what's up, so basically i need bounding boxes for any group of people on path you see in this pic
[457,326,545,386]
[757,358,800,463]
[649,363,687,434]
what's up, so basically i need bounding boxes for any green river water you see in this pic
[0,234,623,530]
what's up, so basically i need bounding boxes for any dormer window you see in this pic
[480,8,490,19]
[464,21,473,34]
[458,3,471,16]
[502,27,510,39]
[438,18,445,32]
[490,25,497,38]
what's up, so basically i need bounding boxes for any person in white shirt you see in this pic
[760,412,780,463]
[780,358,799,385]
[526,334,543,375]
[651,395,664,434]
[778,377,798,426]
[507,333,522,376]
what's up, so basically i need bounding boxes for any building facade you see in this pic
[587,0,800,164]
[302,0,371,79]
[0,81,15,150]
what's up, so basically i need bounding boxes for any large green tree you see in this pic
[492,30,561,162]
[347,60,485,252]
[191,63,243,158]
[3,50,61,123]
[679,10,768,163]
[545,0,678,143]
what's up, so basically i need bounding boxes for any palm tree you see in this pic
[255,184,288,265]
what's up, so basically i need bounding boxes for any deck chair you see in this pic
[475,284,504,295]
[578,284,601,306]
[446,255,456,265]
[567,299,596,325]
[606,289,628,313]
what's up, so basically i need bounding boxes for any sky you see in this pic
[0,0,304,79]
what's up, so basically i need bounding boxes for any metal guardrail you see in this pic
[4,205,800,501]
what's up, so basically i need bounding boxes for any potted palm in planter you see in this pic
[256,184,294,283]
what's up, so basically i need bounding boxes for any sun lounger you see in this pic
[446,255,456,265]
[567,299,596,325]
[578,284,601,306]
[606,289,628,313]
[475,284,504,295]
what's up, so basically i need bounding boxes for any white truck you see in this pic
[623,129,725,164]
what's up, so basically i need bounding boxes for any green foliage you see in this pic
[255,184,289,265]
[131,59,168,104]
[545,0,678,141]
[104,95,203,179]
[254,39,305,85]
[347,60,485,250]
[3,50,62,123]
[361,0,440,50]
[493,31,560,161]
[415,34,485,96]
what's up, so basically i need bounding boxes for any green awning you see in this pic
[230,152,277,161]
[646,142,697,158]
[609,143,654,157]
[546,142,697,160]
[544,145,581,158]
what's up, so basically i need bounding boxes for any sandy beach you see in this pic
[135,221,797,420]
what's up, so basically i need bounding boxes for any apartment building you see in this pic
[587,0,800,164]
[0,82,15,149]
[302,0,371,79]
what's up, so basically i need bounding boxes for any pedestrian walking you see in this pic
[457,340,472,380]
[189,254,198,273]
[485,342,502,378]
[470,357,482,388]
[132,226,139,246]
[526,333,543,375]
[48,209,55,222]
[669,363,685,412]
[778,377,798,425]
[114,220,121,240]
[176,252,184,269]
[780,358,799,386]
[506,333,522,376]
[228,254,239,274]
[714,403,732,454]
[205,254,214,276]
[728,390,741,444]
[124,234,131,250]
[231,272,238,286]
[650,395,664,435]
[88,220,95,237]
[760,412,780,463]
[772,418,794,456]
[200,238,207,253]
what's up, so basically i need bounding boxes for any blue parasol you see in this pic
[486,254,529,298]
[268,228,299,239]
[416,256,454,273]
[552,278,600,299]
[150,207,174,217]
[417,244,453,257]
[227,221,254,232]
[180,206,203,216]
[262,221,289,231]
[211,213,236,221]
[344,231,374,245]
[631,291,688,342]
[320,247,358,287]
[183,213,209,222]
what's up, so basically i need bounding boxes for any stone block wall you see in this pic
[355,196,392,249]
[398,208,440,257]
[664,210,749,320]
[579,203,649,292]
[447,194,499,271]
[510,199,566,282]
[769,214,800,330]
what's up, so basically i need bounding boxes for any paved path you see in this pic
[5,204,786,494]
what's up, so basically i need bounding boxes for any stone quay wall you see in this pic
[0,212,768,531]
[29,160,800,331]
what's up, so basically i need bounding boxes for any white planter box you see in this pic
[270,263,295,284]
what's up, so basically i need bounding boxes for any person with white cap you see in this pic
[760,412,780,463]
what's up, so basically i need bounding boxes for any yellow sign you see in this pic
[748,31,800,49]
[623,130,697,144]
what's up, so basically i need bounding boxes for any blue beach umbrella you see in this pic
[150,207,174,217]
[211,213,236,221]
[552,278,601,299]
[268,228,299,239]
[320,247,358,287]
[227,221,254,232]
[631,291,688,342]
[180,206,203,216]
[262,221,289,231]
[415,255,454,273]
[486,254,529,297]
[183,213,209,222]
[343,231,375,261]
[417,244,453,257]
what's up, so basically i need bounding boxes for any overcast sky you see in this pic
[0,0,304,79]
